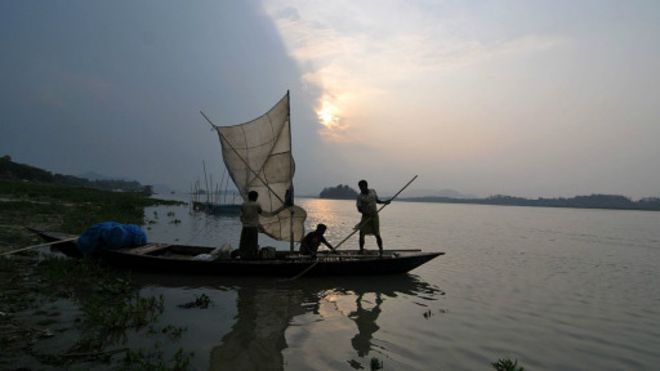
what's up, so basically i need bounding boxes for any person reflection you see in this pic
[344,275,442,358]
[349,292,383,357]
[209,286,309,371]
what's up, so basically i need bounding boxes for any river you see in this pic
[138,196,660,370]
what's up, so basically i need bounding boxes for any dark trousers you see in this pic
[239,226,259,260]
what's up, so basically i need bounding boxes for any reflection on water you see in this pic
[210,286,305,370]
[142,197,660,370]
[349,292,382,357]
[134,274,442,370]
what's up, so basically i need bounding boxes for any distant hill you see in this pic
[319,184,358,199]
[0,155,152,194]
[402,193,660,211]
[403,188,474,199]
[77,171,131,182]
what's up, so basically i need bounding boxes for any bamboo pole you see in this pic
[0,237,78,257]
[202,161,210,204]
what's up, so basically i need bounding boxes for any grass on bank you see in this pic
[0,180,191,370]
[0,180,179,233]
[0,180,180,251]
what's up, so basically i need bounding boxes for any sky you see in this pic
[1,0,659,199]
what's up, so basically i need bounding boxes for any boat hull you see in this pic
[100,250,442,277]
[33,230,443,277]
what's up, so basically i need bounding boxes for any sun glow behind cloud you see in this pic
[317,98,338,128]
[264,1,564,145]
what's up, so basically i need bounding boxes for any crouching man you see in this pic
[300,224,336,258]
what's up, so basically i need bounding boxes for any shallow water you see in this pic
[140,197,660,370]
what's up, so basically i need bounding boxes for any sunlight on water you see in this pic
[141,197,660,370]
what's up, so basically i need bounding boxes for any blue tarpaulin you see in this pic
[77,221,147,255]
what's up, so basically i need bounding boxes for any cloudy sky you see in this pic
[2,0,659,198]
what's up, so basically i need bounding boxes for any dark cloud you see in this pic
[0,0,330,194]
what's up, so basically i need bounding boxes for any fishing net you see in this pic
[212,92,306,242]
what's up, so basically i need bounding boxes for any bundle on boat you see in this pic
[76,221,147,255]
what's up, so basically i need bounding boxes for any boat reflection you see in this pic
[133,274,442,370]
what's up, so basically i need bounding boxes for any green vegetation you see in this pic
[404,193,660,211]
[1,256,192,369]
[370,357,383,370]
[0,179,190,370]
[0,180,179,250]
[0,155,152,193]
[492,358,525,371]
[178,294,212,309]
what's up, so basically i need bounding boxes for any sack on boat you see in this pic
[212,243,233,260]
[193,243,234,261]
[77,221,147,255]
[192,253,214,261]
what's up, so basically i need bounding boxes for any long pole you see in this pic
[219,168,226,204]
[202,161,210,204]
[0,237,78,257]
[223,173,230,204]
[287,91,294,252]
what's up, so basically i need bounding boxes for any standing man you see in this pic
[356,180,390,256]
[239,190,283,259]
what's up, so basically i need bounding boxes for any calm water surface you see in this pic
[139,196,660,370]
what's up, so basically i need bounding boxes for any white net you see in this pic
[213,92,306,242]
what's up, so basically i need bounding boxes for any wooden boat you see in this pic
[33,230,444,277]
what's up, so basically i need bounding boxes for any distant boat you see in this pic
[190,162,241,217]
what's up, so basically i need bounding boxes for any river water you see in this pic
[138,196,660,370]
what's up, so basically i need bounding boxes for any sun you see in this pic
[316,100,339,128]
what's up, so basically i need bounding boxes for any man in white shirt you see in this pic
[356,180,390,256]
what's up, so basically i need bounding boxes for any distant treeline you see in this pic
[402,194,660,211]
[0,155,152,194]
[319,184,358,199]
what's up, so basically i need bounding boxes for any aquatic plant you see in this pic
[0,256,193,370]
[370,357,383,370]
[178,294,212,309]
[492,358,525,371]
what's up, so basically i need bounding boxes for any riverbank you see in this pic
[0,180,193,370]
[401,193,660,211]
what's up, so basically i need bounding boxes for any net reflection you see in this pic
[209,286,306,371]
[132,273,442,371]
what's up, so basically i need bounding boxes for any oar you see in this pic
[282,175,418,281]
[0,237,78,257]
